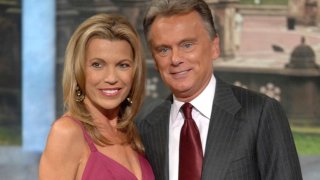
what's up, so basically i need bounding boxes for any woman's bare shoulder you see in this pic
[48,116,83,144]
[39,116,87,179]
[52,116,83,137]
[45,116,86,156]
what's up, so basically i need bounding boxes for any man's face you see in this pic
[148,11,220,102]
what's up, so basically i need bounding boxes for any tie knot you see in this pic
[182,103,193,120]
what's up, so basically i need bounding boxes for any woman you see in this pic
[39,13,154,180]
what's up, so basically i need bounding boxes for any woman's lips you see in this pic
[100,88,121,96]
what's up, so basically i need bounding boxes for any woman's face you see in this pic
[83,38,134,115]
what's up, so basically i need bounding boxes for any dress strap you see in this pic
[63,115,97,152]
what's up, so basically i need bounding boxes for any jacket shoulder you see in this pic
[135,98,167,123]
[229,83,284,120]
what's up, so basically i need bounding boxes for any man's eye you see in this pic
[91,62,102,68]
[158,47,170,56]
[182,42,193,49]
[160,47,168,53]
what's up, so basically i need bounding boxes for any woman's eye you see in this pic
[119,63,130,69]
[91,62,102,68]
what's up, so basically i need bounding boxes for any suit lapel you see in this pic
[201,77,242,180]
[142,99,172,180]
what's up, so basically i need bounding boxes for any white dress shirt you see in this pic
[169,75,216,180]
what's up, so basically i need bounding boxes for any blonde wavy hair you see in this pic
[62,13,145,153]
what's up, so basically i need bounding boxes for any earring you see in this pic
[75,85,85,102]
[126,97,133,104]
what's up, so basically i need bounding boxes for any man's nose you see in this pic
[171,48,183,66]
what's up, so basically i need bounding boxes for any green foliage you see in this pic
[240,0,288,5]
[292,126,320,155]
[0,126,21,145]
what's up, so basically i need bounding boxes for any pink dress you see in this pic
[67,116,155,180]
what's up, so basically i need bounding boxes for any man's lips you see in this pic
[170,68,191,77]
[170,69,191,75]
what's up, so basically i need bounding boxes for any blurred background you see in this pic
[0,0,319,179]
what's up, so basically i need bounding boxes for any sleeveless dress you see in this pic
[66,116,155,180]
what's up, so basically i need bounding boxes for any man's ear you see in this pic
[152,55,159,71]
[154,63,159,71]
[212,36,220,59]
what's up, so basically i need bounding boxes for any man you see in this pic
[137,0,302,179]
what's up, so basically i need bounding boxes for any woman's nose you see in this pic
[104,68,118,84]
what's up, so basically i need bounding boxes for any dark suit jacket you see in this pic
[136,77,302,180]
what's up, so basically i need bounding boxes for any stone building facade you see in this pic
[2,0,320,146]
[288,0,320,25]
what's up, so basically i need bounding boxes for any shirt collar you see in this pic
[171,74,216,120]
